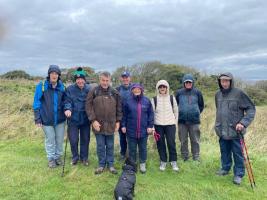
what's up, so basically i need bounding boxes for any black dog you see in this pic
[114,158,137,200]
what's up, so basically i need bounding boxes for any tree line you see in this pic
[1,62,267,105]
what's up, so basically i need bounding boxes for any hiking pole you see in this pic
[61,119,69,177]
[238,132,256,189]
[240,133,256,188]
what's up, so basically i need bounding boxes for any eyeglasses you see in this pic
[185,81,192,84]
[158,85,167,89]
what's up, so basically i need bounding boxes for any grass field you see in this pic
[0,79,267,200]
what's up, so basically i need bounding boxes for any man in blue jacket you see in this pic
[116,71,132,160]
[176,74,204,161]
[64,67,91,166]
[33,65,65,168]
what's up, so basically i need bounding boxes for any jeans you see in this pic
[119,129,127,156]
[42,122,65,161]
[178,123,200,160]
[155,125,177,162]
[95,134,115,168]
[68,123,90,161]
[127,136,148,163]
[219,138,245,177]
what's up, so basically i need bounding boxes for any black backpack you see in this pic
[153,95,174,111]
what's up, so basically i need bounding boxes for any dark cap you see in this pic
[121,71,130,77]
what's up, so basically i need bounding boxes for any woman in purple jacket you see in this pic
[121,83,154,173]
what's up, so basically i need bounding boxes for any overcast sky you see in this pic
[0,0,267,80]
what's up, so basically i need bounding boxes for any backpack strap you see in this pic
[153,96,157,110]
[153,95,174,113]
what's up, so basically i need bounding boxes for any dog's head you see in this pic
[122,157,137,173]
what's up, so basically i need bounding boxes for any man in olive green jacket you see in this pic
[215,72,255,185]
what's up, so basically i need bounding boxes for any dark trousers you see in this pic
[178,123,200,160]
[127,136,148,163]
[95,134,115,168]
[155,125,177,162]
[219,138,245,177]
[68,123,90,161]
[119,129,127,156]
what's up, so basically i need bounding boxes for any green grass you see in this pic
[1,79,267,200]
[0,136,266,200]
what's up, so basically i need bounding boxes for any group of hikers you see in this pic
[33,65,256,185]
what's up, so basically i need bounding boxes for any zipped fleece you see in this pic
[215,72,256,139]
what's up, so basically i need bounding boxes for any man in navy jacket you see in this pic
[64,67,91,166]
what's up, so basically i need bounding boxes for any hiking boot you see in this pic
[140,163,146,174]
[183,157,189,162]
[216,169,229,176]
[233,176,242,185]
[95,167,104,175]
[109,167,118,174]
[193,157,200,162]
[55,158,62,166]
[81,160,89,166]
[48,160,56,168]
[171,161,179,172]
[159,161,167,171]
[71,159,78,166]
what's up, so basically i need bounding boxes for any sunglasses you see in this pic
[158,85,167,89]
[185,81,192,84]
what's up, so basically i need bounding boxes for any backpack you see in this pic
[153,95,174,111]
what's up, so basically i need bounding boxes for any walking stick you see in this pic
[238,132,256,188]
[61,119,69,177]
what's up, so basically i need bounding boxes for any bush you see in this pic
[1,70,31,80]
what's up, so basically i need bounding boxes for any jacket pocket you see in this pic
[214,122,222,137]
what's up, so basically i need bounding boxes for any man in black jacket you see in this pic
[215,72,256,185]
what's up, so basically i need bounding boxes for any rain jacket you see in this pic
[121,84,154,139]
[33,80,65,126]
[215,72,256,139]
[175,74,204,124]
[64,83,91,126]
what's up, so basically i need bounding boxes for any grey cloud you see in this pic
[0,0,267,80]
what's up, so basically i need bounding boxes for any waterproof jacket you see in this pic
[33,80,65,126]
[86,85,122,135]
[116,83,132,106]
[175,74,204,124]
[215,72,256,139]
[152,80,178,125]
[121,84,154,139]
[64,83,91,126]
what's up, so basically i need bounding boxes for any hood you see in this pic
[155,80,170,95]
[218,72,235,90]
[182,74,194,88]
[130,83,144,93]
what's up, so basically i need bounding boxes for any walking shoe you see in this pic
[183,157,189,162]
[48,160,56,168]
[95,167,104,175]
[71,159,78,165]
[159,161,167,171]
[233,176,242,185]
[55,158,62,166]
[109,167,118,174]
[140,163,146,174]
[216,169,229,176]
[170,161,179,172]
[81,160,89,166]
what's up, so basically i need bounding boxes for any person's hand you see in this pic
[64,110,72,118]
[115,122,120,132]
[93,120,101,132]
[121,127,126,134]
[36,123,42,128]
[147,128,153,135]
[236,123,244,132]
